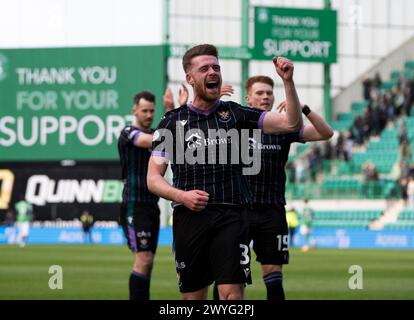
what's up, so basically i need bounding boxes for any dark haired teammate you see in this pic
[244,76,333,300]
[118,90,173,300]
[147,44,303,300]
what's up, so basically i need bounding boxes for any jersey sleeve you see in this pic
[287,128,306,144]
[119,126,143,146]
[151,114,174,158]
[238,105,266,130]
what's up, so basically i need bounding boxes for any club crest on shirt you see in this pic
[217,109,231,122]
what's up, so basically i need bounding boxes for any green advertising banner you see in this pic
[168,44,252,60]
[0,46,165,160]
[253,7,337,63]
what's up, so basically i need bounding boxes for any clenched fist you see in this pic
[273,57,294,82]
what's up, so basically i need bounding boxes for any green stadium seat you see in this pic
[331,120,353,132]
[391,70,403,80]
[381,80,397,91]
[312,209,382,229]
[337,161,354,175]
[404,68,414,80]
[351,100,368,115]
[337,112,354,122]
[405,60,414,70]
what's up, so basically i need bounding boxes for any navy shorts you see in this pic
[120,202,160,254]
[172,204,252,293]
[247,203,289,265]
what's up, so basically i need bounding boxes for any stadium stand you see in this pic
[286,58,414,204]
[284,59,414,231]
[312,210,383,229]
[384,208,414,230]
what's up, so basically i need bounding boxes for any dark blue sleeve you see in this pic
[235,104,265,129]
[151,114,174,157]
[287,129,306,144]
[119,126,142,145]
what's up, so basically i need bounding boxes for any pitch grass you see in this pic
[1,245,414,300]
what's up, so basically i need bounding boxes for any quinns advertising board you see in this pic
[0,161,122,221]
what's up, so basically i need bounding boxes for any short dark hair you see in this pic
[182,44,219,73]
[133,91,155,106]
[245,76,274,94]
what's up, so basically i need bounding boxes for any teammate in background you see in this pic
[117,87,187,300]
[286,206,299,248]
[300,199,314,252]
[80,210,94,244]
[118,90,173,300]
[148,44,304,300]
[240,75,332,300]
[15,196,33,248]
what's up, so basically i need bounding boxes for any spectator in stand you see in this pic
[352,115,365,145]
[335,132,353,161]
[362,161,379,182]
[344,130,354,162]
[308,146,321,182]
[322,140,333,161]
[398,120,408,144]
[362,106,374,140]
[362,161,380,198]
[407,177,414,208]
[383,92,395,122]
[391,85,405,116]
[362,77,372,101]
[407,79,414,115]
[377,102,388,134]
[402,81,412,116]
[372,72,382,89]
[400,138,412,161]
[369,88,380,108]
[393,159,410,206]
[335,132,345,159]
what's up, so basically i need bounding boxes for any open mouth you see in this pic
[206,79,220,90]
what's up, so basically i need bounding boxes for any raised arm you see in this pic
[147,156,210,211]
[262,57,303,134]
[178,84,189,106]
[277,101,334,141]
[301,105,334,141]
[163,88,175,112]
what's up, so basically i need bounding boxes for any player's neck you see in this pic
[191,97,218,111]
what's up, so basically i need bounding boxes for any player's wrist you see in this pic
[282,78,294,85]
[302,105,311,116]
[174,189,186,204]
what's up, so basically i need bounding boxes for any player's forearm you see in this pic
[147,173,185,203]
[306,111,334,140]
[283,80,303,131]
[135,133,153,149]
